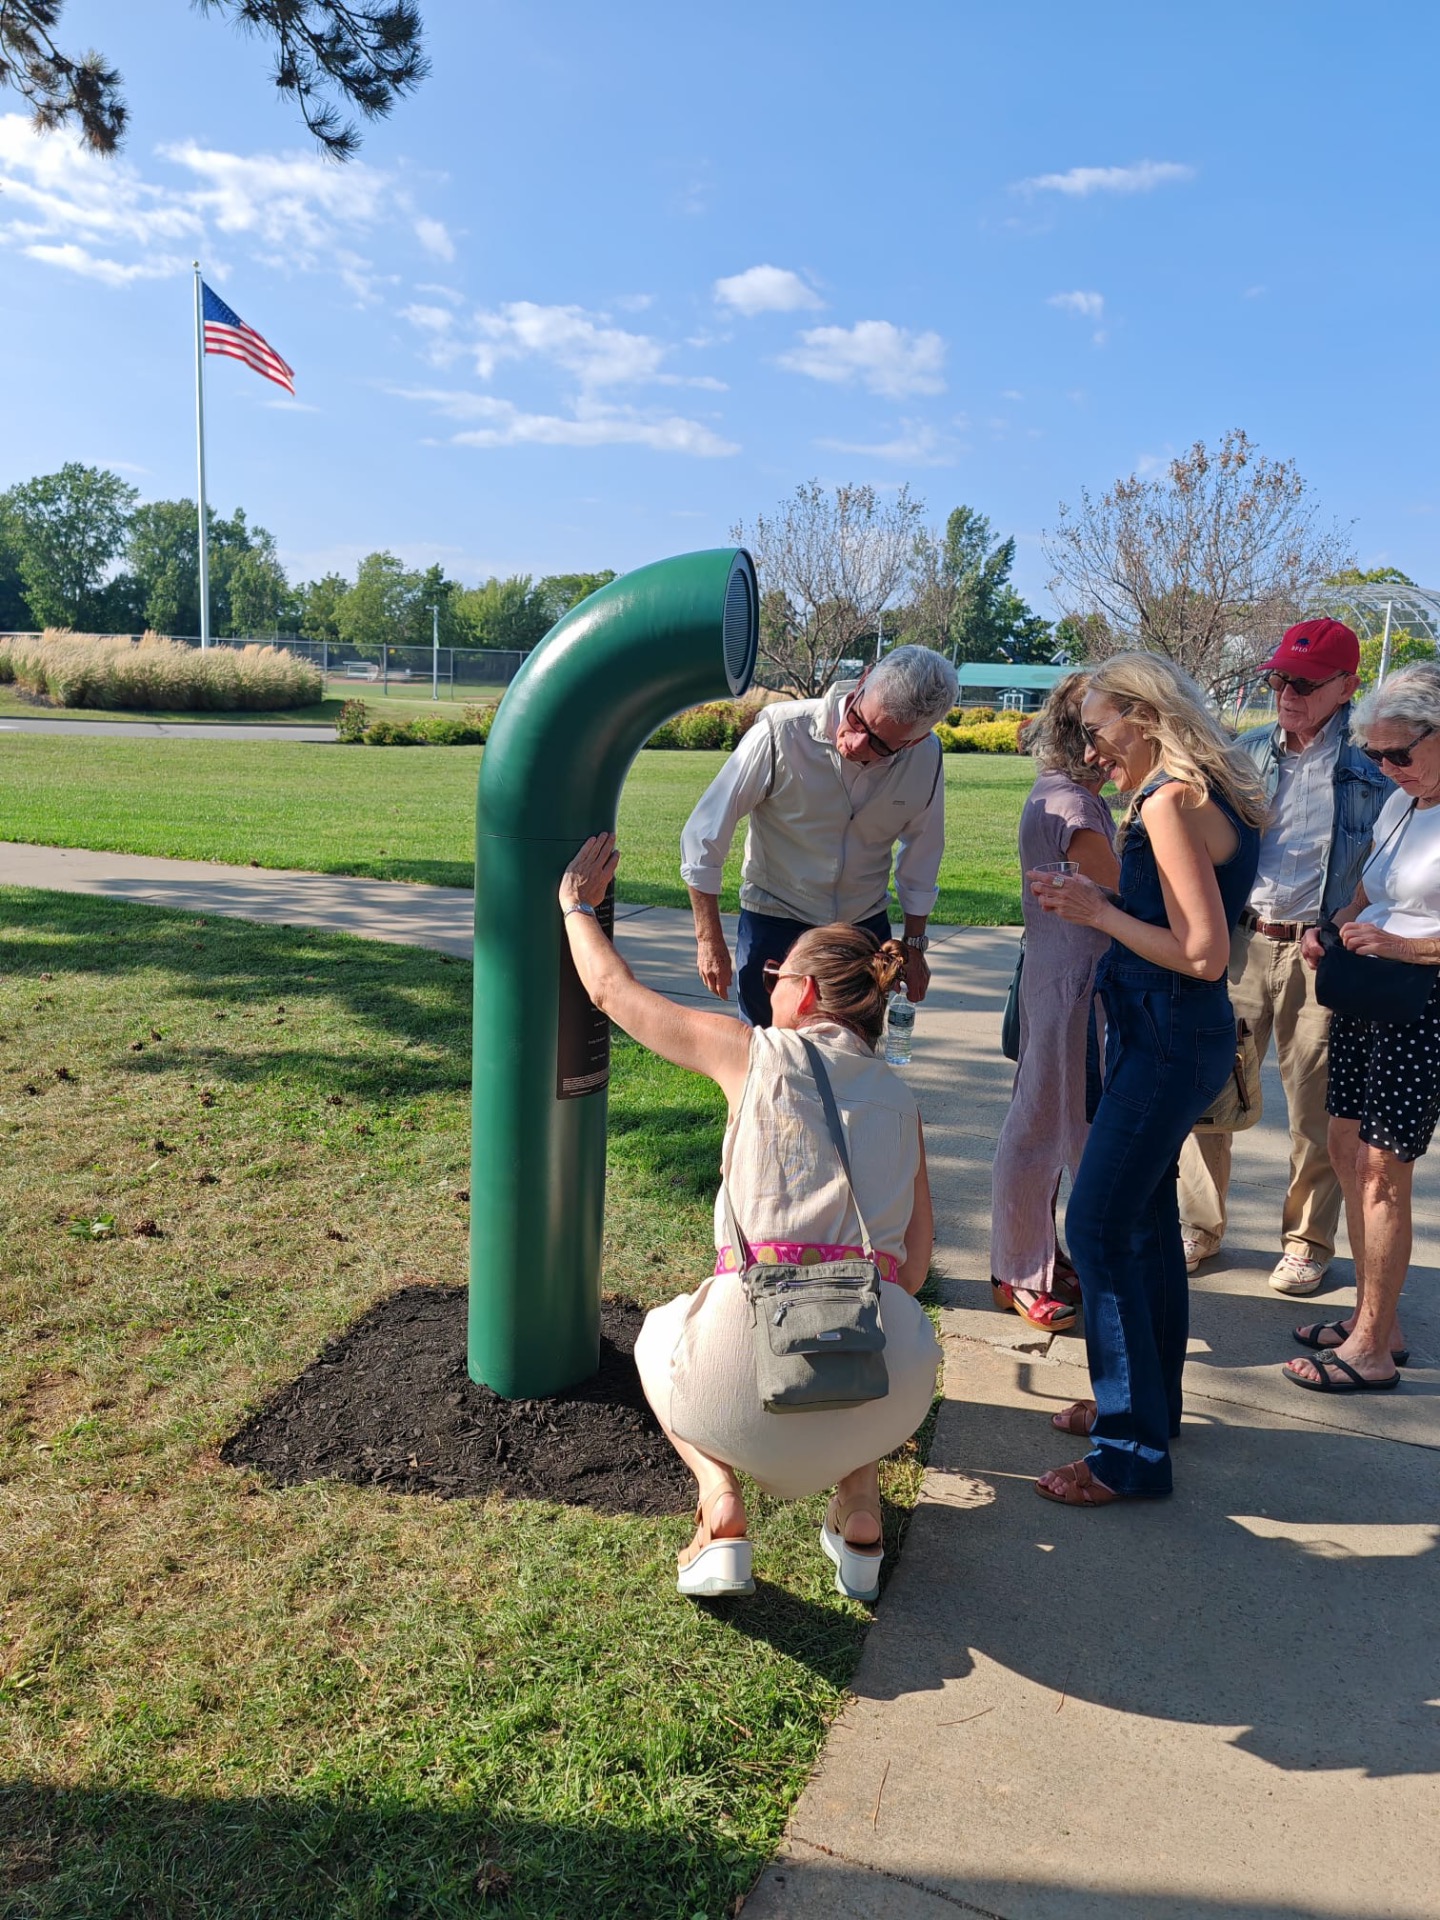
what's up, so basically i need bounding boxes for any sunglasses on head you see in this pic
[1360,726,1436,770]
[1265,669,1345,699]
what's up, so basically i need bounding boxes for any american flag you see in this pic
[202,283,295,395]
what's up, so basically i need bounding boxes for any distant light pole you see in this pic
[428,603,440,700]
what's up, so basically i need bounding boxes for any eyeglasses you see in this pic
[1080,703,1132,750]
[843,692,910,759]
[761,959,806,991]
[1265,670,1345,699]
[1360,726,1436,769]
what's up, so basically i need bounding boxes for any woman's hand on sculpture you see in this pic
[1027,868,1110,928]
[560,832,620,912]
[1339,920,1419,962]
[1300,927,1325,969]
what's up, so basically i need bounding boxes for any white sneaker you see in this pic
[1269,1252,1326,1297]
[1182,1229,1221,1273]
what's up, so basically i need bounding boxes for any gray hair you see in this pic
[867,644,958,731]
[1351,662,1440,745]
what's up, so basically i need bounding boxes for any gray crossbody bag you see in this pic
[721,1036,890,1414]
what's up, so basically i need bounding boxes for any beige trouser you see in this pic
[1177,923,1342,1264]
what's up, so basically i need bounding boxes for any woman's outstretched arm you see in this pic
[895,1122,934,1297]
[560,833,752,1107]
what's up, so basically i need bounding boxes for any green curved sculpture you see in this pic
[469,548,759,1397]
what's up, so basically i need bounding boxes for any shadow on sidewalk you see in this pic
[856,1392,1440,1779]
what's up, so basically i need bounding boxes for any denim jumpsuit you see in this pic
[1065,781,1260,1496]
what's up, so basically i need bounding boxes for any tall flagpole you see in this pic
[193,262,211,651]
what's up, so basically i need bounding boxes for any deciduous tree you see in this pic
[0,1,427,158]
[0,462,137,628]
[733,481,924,696]
[1045,430,1353,698]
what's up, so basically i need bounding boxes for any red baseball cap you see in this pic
[1261,618,1360,679]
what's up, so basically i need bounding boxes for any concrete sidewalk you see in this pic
[4,842,1438,1917]
[0,717,335,740]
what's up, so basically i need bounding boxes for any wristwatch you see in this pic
[564,903,597,920]
[904,934,929,952]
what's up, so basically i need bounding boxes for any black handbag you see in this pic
[1315,799,1440,1023]
[1001,940,1024,1062]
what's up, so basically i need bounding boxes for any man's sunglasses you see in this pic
[843,692,910,759]
[1264,669,1345,699]
[1361,726,1436,770]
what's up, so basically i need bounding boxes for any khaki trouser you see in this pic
[1177,924,1341,1263]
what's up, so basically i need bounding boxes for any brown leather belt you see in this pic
[1241,910,1311,942]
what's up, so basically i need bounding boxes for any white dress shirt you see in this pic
[1247,714,1343,924]
[680,682,946,923]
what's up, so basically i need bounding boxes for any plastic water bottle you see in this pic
[885,991,916,1066]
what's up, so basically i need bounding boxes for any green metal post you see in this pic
[469,548,759,1397]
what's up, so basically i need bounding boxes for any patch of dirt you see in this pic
[220,1286,692,1517]
[20,1370,90,1439]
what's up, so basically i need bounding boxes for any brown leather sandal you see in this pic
[1050,1398,1097,1436]
[1034,1459,1121,1507]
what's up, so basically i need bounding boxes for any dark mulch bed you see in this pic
[220,1285,693,1516]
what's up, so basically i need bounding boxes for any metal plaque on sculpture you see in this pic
[556,885,614,1098]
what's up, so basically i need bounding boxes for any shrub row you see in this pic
[644,699,760,751]
[935,709,1026,754]
[336,700,497,745]
[0,631,322,711]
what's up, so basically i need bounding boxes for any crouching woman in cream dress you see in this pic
[560,833,940,1602]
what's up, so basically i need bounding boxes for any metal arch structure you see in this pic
[1311,582,1440,645]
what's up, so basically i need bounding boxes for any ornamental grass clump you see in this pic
[0,631,322,712]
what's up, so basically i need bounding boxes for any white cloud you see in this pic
[469,300,670,387]
[413,216,455,261]
[20,241,184,285]
[1048,290,1105,319]
[777,320,945,398]
[1016,159,1196,197]
[0,113,452,297]
[400,303,456,333]
[261,397,321,413]
[816,421,956,465]
[713,264,823,316]
[392,387,738,457]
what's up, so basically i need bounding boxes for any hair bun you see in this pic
[872,939,906,996]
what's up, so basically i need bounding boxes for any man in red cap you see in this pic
[1179,619,1391,1294]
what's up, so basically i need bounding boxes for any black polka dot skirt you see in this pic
[1327,986,1440,1162]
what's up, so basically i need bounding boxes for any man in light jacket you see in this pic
[680,644,957,1026]
[1179,618,1391,1294]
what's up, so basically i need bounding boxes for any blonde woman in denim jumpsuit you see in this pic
[1026,654,1267,1507]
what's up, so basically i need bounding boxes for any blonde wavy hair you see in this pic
[1022,670,1099,782]
[1087,652,1269,849]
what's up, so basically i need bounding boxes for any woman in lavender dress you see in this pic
[990,674,1118,1330]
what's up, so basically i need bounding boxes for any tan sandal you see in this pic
[677,1492,752,1597]
[821,1493,884,1601]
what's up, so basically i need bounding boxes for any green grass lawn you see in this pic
[0,736,1035,923]
[0,687,506,728]
[0,891,933,1917]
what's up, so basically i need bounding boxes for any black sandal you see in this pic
[1285,1354,1401,1394]
[1293,1319,1409,1367]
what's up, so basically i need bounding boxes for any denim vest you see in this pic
[1234,710,1391,922]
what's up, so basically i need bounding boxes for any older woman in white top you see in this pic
[560,833,940,1603]
[1289,664,1440,1394]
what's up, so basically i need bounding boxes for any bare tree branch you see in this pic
[732,481,925,697]
[1043,430,1353,699]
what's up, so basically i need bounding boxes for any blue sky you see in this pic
[2,0,1437,611]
